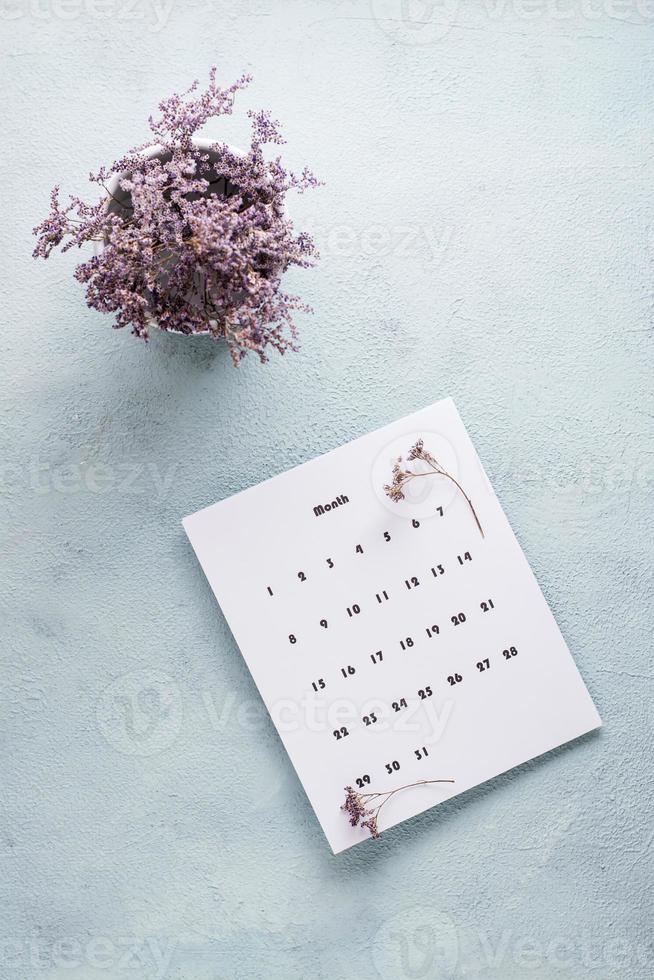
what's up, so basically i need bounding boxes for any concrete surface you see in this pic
[1,1,652,978]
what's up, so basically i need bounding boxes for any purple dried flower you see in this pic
[341,778,454,842]
[33,68,321,365]
[361,815,380,839]
[342,786,370,827]
[384,438,485,537]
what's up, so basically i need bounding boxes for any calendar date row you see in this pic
[353,751,437,790]
[266,537,475,600]
[306,617,512,695]
[328,645,519,740]
[290,590,494,646]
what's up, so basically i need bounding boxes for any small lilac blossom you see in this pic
[361,814,380,839]
[342,786,369,827]
[33,68,321,365]
[384,438,485,537]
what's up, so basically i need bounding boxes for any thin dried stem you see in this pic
[385,439,484,537]
[441,471,484,538]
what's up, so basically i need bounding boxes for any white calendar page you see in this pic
[183,398,601,853]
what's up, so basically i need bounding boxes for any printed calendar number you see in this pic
[480,599,495,613]
[391,698,408,712]
[405,576,420,590]
[503,646,519,660]
[370,650,383,664]
[340,665,356,677]
[431,564,445,577]
[333,727,349,740]
[289,634,297,644]
[385,760,401,774]
[346,604,361,617]
[311,678,326,691]
[425,624,440,638]
[320,619,328,629]
[400,637,414,650]
[298,571,307,582]
[457,552,472,565]
[383,531,391,542]
[447,673,463,686]
[376,590,390,603]
[363,713,378,726]
[476,659,490,672]
[451,612,467,626]
[415,746,429,761]
[418,686,433,700]
[355,775,371,789]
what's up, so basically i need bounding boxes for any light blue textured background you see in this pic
[1,2,652,978]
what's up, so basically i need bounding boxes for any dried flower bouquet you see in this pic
[33,68,320,365]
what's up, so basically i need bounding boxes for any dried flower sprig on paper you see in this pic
[384,438,484,537]
[32,68,320,365]
[342,779,454,840]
